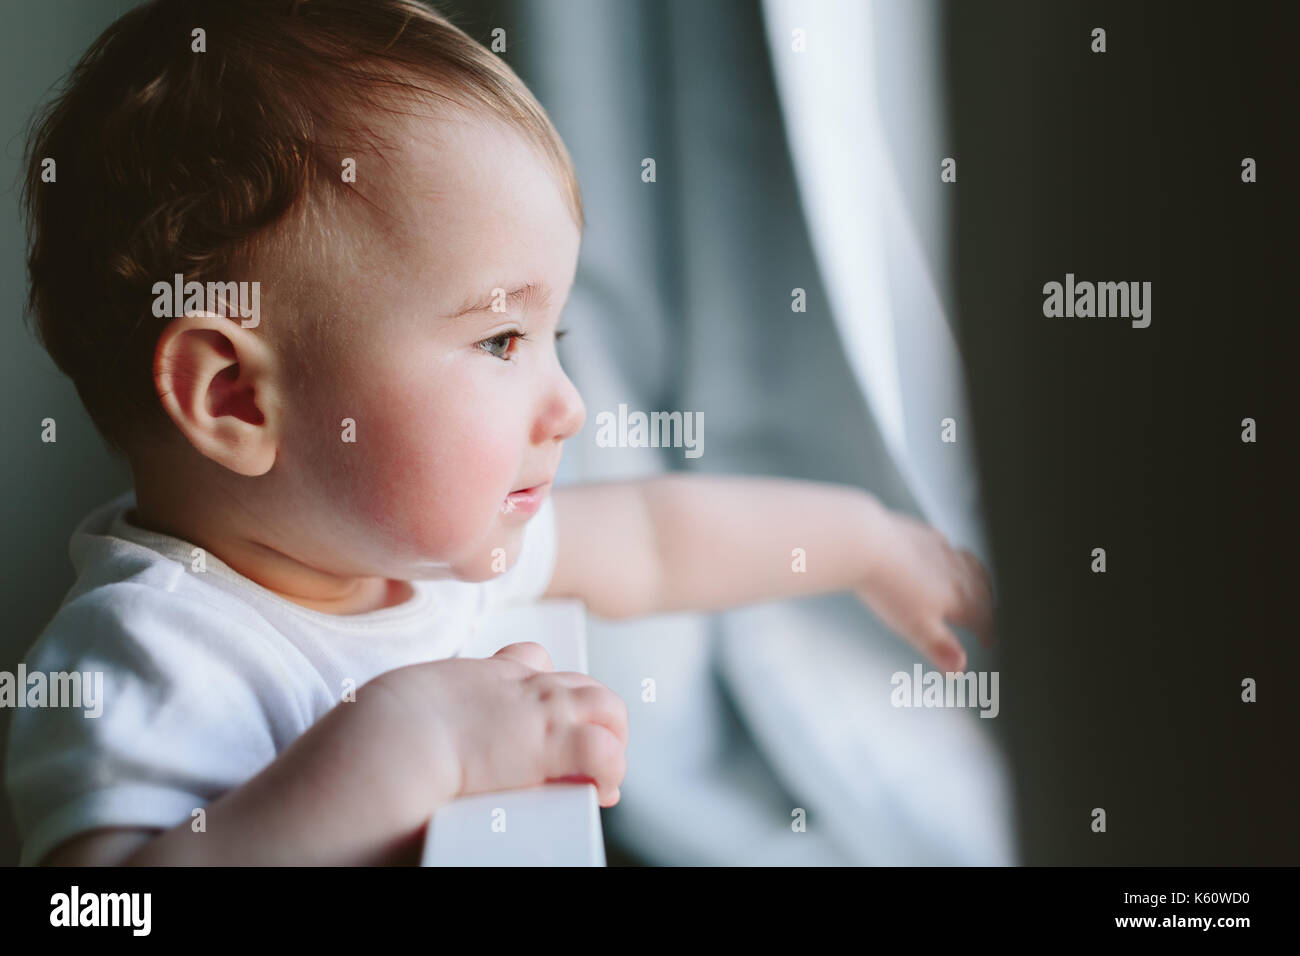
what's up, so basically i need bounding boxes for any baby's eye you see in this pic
[478,330,527,361]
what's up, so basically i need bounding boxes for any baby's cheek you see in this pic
[365,428,503,561]
[329,410,441,552]
[343,362,520,563]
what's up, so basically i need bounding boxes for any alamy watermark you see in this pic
[152,272,260,328]
[1042,273,1150,328]
[50,885,150,935]
[594,403,703,458]
[0,665,104,718]
[890,664,999,719]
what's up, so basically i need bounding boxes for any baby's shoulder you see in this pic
[23,560,280,679]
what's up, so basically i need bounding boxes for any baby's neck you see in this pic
[127,455,414,617]
[128,503,413,615]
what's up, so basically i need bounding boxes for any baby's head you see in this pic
[22,0,586,600]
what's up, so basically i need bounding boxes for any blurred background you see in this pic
[2,0,1295,866]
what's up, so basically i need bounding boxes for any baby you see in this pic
[7,0,996,866]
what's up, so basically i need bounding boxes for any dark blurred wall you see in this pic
[1,0,134,870]
[945,0,1299,863]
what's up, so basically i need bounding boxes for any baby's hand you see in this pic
[854,509,997,672]
[379,643,628,807]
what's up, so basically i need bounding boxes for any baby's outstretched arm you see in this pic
[544,475,996,671]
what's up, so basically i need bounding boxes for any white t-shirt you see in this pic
[4,488,558,866]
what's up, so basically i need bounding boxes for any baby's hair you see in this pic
[20,0,582,458]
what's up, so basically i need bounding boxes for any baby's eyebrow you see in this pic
[449,281,552,318]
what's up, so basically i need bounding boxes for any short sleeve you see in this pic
[479,493,558,614]
[4,585,304,866]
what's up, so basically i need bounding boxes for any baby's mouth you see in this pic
[501,482,549,515]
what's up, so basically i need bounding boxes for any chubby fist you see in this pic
[399,642,629,808]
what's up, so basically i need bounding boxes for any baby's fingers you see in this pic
[528,674,630,746]
[545,723,627,807]
[917,618,966,672]
[568,683,630,747]
[549,775,622,808]
[491,641,554,671]
[951,551,997,648]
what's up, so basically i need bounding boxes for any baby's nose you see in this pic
[554,371,585,439]
[537,374,585,444]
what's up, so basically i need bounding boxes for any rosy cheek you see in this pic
[335,342,528,562]
[365,399,506,553]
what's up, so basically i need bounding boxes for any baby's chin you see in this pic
[403,523,526,583]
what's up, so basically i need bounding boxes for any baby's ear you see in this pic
[152,312,282,476]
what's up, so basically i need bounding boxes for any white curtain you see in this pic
[509,0,1014,865]
[761,0,991,562]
